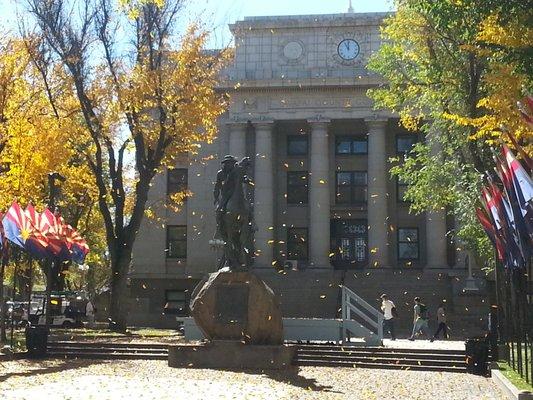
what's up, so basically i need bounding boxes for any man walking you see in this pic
[380,294,396,340]
[409,297,432,341]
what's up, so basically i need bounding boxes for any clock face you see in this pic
[283,41,304,60]
[337,39,360,61]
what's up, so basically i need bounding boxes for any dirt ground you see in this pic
[0,359,506,400]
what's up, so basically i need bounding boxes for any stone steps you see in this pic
[46,341,169,360]
[292,344,468,373]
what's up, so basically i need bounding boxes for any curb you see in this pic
[491,368,533,400]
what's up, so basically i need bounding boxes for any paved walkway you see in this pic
[0,359,505,400]
[383,339,465,350]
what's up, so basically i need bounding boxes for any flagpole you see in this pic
[0,243,7,343]
[10,256,17,349]
[27,256,32,321]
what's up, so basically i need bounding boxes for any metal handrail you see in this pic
[341,286,383,343]
[343,285,379,316]
[346,300,377,328]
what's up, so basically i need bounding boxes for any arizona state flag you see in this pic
[62,222,89,264]
[41,208,71,261]
[2,202,49,259]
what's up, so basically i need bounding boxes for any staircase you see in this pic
[292,344,467,373]
[47,341,169,360]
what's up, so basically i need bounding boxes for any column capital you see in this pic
[307,115,331,126]
[226,121,248,130]
[252,119,274,130]
[365,118,388,130]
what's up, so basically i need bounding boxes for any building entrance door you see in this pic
[331,219,368,269]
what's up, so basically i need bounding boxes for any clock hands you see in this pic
[338,39,359,60]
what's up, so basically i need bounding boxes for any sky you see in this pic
[0,0,394,48]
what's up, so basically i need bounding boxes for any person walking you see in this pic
[433,303,448,340]
[85,300,95,329]
[380,294,396,340]
[409,297,432,341]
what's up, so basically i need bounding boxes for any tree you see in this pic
[26,0,228,330]
[0,33,109,339]
[367,0,532,266]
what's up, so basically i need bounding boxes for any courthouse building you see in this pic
[129,11,490,334]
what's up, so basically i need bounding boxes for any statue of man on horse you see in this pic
[213,155,255,270]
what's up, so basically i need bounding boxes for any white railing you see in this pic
[341,286,383,343]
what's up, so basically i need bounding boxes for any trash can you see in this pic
[465,336,489,375]
[25,325,49,358]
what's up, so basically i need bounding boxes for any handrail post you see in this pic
[377,313,384,343]
[341,286,346,344]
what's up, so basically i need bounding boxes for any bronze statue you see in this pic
[213,155,255,270]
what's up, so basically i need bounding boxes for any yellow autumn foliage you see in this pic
[0,38,96,211]
[445,13,532,153]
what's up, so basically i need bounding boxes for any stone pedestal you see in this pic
[168,341,296,370]
[190,270,283,345]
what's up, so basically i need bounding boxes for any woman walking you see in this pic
[433,303,448,340]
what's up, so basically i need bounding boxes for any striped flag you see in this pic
[502,145,533,238]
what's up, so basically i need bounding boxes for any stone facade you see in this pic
[128,12,489,333]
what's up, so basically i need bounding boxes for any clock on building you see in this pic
[337,39,360,60]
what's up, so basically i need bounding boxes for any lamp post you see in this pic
[45,172,65,327]
[464,253,480,292]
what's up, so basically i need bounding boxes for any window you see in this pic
[287,135,308,156]
[335,171,367,204]
[398,228,419,260]
[167,168,188,196]
[164,290,187,315]
[397,177,409,202]
[336,136,368,155]
[166,226,187,258]
[287,228,308,260]
[396,135,417,154]
[287,171,308,204]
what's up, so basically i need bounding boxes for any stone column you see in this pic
[228,122,247,160]
[366,119,390,268]
[426,210,448,268]
[425,132,448,268]
[253,121,275,267]
[308,119,331,267]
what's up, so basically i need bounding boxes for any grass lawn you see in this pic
[497,361,533,392]
[53,327,181,337]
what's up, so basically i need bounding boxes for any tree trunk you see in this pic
[108,250,132,332]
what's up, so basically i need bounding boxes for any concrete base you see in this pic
[491,368,533,400]
[168,341,296,370]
